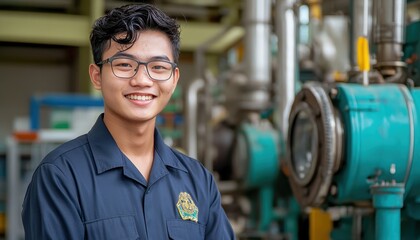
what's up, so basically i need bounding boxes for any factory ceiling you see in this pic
[0,0,244,53]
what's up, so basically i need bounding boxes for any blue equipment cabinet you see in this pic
[30,94,104,130]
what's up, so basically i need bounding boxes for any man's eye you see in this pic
[149,62,171,71]
[152,65,167,70]
[116,62,133,68]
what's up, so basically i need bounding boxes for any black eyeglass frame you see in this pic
[96,56,178,81]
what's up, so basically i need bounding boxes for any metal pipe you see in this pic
[191,25,233,163]
[6,137,21,240]
[371,183,404,240]
[350,0,372,70]
[385,67,406,83]
[203,70,218,172]
[244,0,272,87]
[185,78,205,159]
[240,0,272,111]
[373,0,406,65]
[362,0,370,86]
[274,0,297,150]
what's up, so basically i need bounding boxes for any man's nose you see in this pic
[130,65,153,86]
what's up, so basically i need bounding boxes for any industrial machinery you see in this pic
[285,0,420,239]
[186,0,303,239]
[186,0,420,239]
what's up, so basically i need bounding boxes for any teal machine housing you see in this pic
[234,123,279,189]
[286,82,420,239]
[334,84,420,240]
[334,84,420,203]
[233,122,279,231]
[232,120,300,240]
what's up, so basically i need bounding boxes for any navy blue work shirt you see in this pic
[22,114,235,240]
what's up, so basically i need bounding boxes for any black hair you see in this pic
[90,4,181,64]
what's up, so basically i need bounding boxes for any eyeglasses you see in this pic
[97,56,177,81]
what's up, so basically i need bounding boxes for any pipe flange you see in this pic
[285,82,341,207]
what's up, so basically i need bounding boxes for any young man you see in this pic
[22,4,235,239]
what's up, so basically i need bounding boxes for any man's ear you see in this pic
[89,64,102,90]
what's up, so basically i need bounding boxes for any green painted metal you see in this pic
[258,186,274,231]
[238,122,279,188]
[371,183,405,240]
[330,217,352,240]
[401,206,420,239]
[327,83,420,239]
[281,197,300,240]
[404,88,420,200]
[236,122,294,235]
[332,84,419,203]
[404,197,420,220]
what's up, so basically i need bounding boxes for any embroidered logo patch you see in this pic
[176,192,198,222]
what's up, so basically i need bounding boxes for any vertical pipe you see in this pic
[192,26,232,164]
[244,0,272,87]
[351,0,372,70]
[258,186,274,231]
[274,0,296,151]
[185,79,205,159]
[362,0,370,86]
[240,0,272,111]
[362,0,369,41]
[371,183,404,240]
[283,197,300,240]
[6,137,20,240]
[373,0,406,65]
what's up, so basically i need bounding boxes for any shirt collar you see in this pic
[87,114,187,174]
[87,114,125,173]
[153,128,188,173]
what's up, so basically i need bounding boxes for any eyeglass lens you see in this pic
[110,58,174,81]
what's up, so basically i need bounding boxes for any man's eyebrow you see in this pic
[112,52,135,58]
[112,53,172,62]
[149,55,171,61]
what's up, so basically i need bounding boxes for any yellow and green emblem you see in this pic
[176,192,198,222]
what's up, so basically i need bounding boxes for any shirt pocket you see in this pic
[85,215,139,240]
[167,219,205,240]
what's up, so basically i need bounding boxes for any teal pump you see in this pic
[233,121,300,240]
[333,84,420,203]
[233,122,279,231]
[332,84,420,240]
[286,82,420,240]
[235,122,279,188]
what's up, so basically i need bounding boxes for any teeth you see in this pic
[126,95,153,101]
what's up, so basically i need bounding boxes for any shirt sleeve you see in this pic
[22,162,84,240]
[205,174,236,239]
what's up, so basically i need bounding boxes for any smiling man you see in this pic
[22,4,235,239]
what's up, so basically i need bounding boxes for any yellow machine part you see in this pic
[310,208,332,240]
[357,36,371,71]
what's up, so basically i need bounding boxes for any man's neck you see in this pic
[103,112,156,180]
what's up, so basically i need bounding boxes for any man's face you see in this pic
[90,30,179,124]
